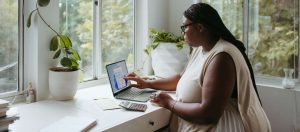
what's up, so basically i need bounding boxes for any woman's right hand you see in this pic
[123,72,151,89]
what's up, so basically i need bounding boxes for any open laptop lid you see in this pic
[106,60,131,96]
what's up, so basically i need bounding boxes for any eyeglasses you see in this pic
[180,23,196,33]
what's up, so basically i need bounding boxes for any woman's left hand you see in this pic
[150,91,174,109]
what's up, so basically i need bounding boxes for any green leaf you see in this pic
[50,36,59,51]
[59,35,72,48]
[70,58,79,69]
[143,49,149,55]
[38,0,50,7]
[152,42,159,50]
[176,41,184,50]
[71,49,81,61]
[27,10,36,28]
[60,57,72,67]
[53,49,61,59]
[144,45,151,55]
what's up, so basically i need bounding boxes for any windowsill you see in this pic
[78,76,109,89]
[256,76,300,92]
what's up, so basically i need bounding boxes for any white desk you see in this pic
[10,84,172,132]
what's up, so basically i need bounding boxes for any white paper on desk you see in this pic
[94,98,121,110]
[40,116,97,132]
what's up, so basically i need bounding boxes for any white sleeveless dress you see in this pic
[171,39,271,132]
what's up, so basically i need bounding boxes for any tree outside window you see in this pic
[59,0,134,81]
[0,0,18,93]
[203,0,299,78]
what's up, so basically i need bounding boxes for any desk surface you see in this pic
[10,84,171,132]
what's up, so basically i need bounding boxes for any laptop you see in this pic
[106,60,156,102]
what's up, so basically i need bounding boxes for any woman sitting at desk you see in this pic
[124,2,271,132]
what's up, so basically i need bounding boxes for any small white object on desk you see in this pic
[94,98,121,110]
[40,116,97,132]
[26,82,36,103]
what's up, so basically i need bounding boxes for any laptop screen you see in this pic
[106,60,131,94]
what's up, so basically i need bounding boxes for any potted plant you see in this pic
[27,0,81,100]
[144,28,191,78]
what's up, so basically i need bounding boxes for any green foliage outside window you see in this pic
[204,0,299,78]
[59,0,92,80]
[101,0,134,71]
[59,0,134,80]
[248,0,299,77]
[0,0,18,93]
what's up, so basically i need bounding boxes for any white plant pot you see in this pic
[49,68,79,101]
[151,42,190,78]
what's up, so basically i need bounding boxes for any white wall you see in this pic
[24,1,59,100]
[148,0,169,31]
[168,0,193,36]
[258,85,300,132]
[296,91,300,131]
[147,0,193,35]
[135,1,151,75]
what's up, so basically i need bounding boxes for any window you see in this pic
[203,0,299,79]
[248,0,299,78]
[0,0,19,94]
[202,0,243,40]
[59,0,94,81]
[101,0,135,73]
[59,0,135,83]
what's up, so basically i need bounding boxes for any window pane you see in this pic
[202,0,243,40]
[0,0,18,93]
[248,0,299,78]
[101,0,135,73]
[59,0,94,81]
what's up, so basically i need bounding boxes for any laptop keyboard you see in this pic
[116,88,144,100]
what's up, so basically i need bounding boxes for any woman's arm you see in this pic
[153,52,236,124]
[124,73,181,91]
[148,74,181,91]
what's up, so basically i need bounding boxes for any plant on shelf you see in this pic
[27,0,81,101]
[144,28,187,55]
[27,0,81,71]
[144,28,191,78]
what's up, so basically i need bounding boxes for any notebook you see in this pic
[40,116,97,132]
[94,98,121,110]
[106,60,156,102]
